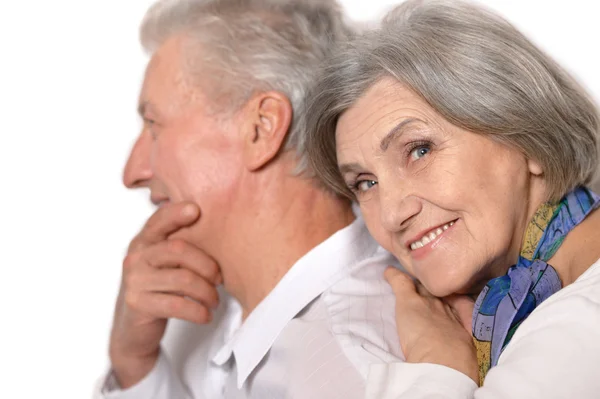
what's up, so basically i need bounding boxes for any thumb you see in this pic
[384,267,416,295]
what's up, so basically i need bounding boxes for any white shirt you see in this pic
[366,257,600,399]
[95,215,405,399]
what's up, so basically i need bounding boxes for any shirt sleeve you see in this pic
[365,278,600,399]
[94,350,192,399]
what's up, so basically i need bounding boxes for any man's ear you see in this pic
[241,91,292,171]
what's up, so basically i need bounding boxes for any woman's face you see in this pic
[336,78,545,296]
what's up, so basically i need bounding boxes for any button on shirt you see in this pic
[97,215,405,399]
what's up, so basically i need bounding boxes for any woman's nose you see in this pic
[379,184,422,233]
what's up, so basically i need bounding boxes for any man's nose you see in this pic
[123,131,153,189]
[378,183,422,233]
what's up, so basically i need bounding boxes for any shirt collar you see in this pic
[211,215,384,388]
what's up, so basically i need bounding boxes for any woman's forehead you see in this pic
[336,78,436,144]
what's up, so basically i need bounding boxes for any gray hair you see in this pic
[305,0,600,201]
[140,0,353,174]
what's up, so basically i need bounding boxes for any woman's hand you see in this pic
[385,267,479,384]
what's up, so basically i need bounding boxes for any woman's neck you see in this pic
[548,207,600,286]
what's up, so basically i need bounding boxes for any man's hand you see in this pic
[109,202,222,389]
[384,267,479,385]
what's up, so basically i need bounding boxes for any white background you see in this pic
[1,1,598,398]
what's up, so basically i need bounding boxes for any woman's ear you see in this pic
[240,91,293,171]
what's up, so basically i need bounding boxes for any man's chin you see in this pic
[168,224,203,246]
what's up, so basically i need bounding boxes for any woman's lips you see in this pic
[407,219,457,251]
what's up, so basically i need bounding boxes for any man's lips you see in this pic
[150,196,170,206]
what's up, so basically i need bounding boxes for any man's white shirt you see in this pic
[96,215,404,398]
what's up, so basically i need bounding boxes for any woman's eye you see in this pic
[410,145,430,161]
[357,179,377,192]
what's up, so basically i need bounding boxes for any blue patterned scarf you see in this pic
[471,187,600,384]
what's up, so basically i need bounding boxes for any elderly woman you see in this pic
[305,0,600,398]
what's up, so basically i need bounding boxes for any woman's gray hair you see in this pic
[305,0,600,201]
[140,0,352,173]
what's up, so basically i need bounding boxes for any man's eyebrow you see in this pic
[137,101,147,118]
[138,101,158,119]
[379,118,424,152]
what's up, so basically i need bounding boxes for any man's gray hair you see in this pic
[305,0,600,201]
[140,0,352,173]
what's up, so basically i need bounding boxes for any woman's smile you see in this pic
[407,219,457,251]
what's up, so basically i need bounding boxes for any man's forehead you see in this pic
[138,35,215,118]
[141,36,186,87]
[138,39,183,112]
[141,48,171,90]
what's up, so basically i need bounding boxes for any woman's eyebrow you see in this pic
[379,118,424,152]
[338,162,364,176]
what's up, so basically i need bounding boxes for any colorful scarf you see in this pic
[471,187,600,385]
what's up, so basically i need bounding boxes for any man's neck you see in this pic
[217,172,355,319]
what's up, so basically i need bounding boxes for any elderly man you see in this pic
[95,0,402,398]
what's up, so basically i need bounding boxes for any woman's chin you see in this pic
[423,282,458,298]
[415,265,472,298]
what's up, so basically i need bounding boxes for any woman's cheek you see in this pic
[362,207,388,244]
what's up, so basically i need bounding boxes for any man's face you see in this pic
[123,36,245,252]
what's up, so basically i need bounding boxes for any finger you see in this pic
[445,295,475,333]
[128,291,213,325]
[148,268,220,309]
[384,267,417,295]
[129,202,200,252]
[143,240,222,285]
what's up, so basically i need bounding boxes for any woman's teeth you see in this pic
[410,221,455,250]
